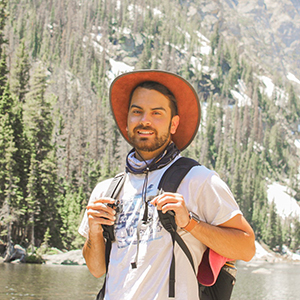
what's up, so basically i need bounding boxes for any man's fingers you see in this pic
[151,193,182,210]
[86,197,117,227]
[160,202,181,214]
[87,198,117,214]
[150,193,175,206]
[87,205,117,216]
[88,214,115,225]
[87,197,115,207]
[88,208,116,219]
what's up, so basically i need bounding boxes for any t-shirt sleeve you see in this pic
[78,178,113,238]
[200,171,242,226]
[180,166,242,226]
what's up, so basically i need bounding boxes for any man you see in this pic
[79,70,255,300]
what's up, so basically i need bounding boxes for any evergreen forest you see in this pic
[0,0,300,255]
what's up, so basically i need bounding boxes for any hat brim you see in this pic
[109,70,201,151]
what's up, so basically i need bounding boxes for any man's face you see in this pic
[127,87,180,160]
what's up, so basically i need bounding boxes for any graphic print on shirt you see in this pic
[114,184,164,249]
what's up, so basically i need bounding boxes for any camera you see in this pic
[102,200,120,241]
[107,200,120,213]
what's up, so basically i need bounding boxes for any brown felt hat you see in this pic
[109,70,201,151]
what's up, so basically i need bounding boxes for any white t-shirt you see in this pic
[78,156,241,300]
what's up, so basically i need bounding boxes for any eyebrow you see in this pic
[130,104,167,112]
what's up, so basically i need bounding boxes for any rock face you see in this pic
[188,0,300,80]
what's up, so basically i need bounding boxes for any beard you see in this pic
[128,125,171,152]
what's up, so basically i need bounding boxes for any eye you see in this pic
[132,109,141,114]
[153,111,162,116]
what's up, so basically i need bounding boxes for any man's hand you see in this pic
[86,198,117,234]
[150,192,190,228]
[83,197,117,279]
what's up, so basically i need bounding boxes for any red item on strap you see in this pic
[197,248,229,286]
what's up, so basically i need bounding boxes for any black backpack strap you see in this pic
[96,240,112,300]
[102,173,126,241]
[158,157,200,192]
[105,172,126,198]
[96,173,126,300]
[158,157,200,298]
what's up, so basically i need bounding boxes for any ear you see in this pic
[170,115,180,135]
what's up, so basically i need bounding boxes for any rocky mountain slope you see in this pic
[186,0,300,83]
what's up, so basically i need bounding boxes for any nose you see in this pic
[140,112,151,127]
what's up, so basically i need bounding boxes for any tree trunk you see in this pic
[31,212,35,253]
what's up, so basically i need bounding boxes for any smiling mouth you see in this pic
[137,130,154,136]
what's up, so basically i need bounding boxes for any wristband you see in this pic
[182,211,200,232]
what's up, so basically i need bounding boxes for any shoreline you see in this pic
[42,249,86,265]
[1,241,300,266]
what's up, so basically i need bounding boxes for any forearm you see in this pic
[83,230,107,278]
[190,216,255,261]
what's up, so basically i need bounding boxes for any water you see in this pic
[231,261,300,300]
[1,261,300,299]
[0,263,102,299]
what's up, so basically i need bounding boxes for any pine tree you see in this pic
[23,66,59,248]
[264,200,278,249]
[161,44,171,71]
[269,124,283,168]
[0,3,31,246]
[204,95,218,168]
[210,22,220,55]
[251,87,259,142]
[241,105,251,150]
[0,0,8,97]
[0,85,24,250]
[10,39,31,103]
[136,38,151,69]
[231,152,243,206]
[30,14,42,59]
[8,41,31,223]
[59,185,84,250]
[291,219,300,251]
[275,215,283,252]
[0,86,14,205]
[0,50,7,97]
[150,37,159,70]
[1,133,21,261]
[232,103,241,150]
[227,42,240,86]
[252,197,268,241]
[287,84,300,122]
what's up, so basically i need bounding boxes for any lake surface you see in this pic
[1,261,300,299]
[0,263,101,299]
[232,261,300,300]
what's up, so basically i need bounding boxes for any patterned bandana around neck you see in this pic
[125,142,180,174]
